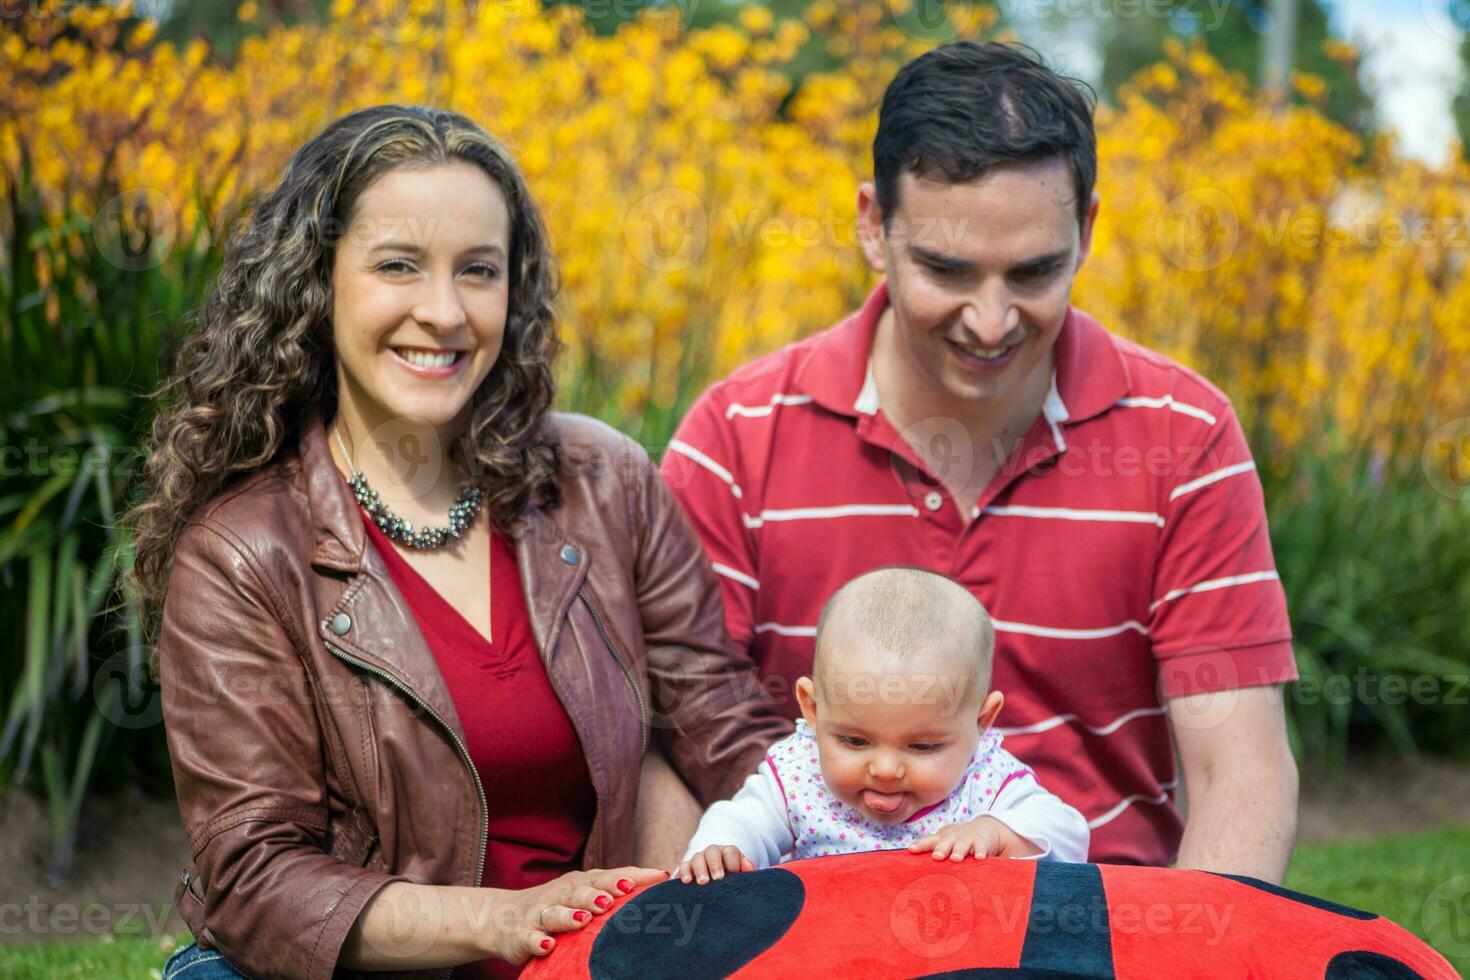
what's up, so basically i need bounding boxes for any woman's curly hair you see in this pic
[123,104,563,644]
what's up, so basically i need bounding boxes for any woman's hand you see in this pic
[908,816,1041,861]
[491,866,670,965]
[676,844,755,885]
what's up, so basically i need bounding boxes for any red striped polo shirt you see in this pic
[659,279,1296,867]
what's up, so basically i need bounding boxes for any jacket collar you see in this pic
[298,404,590,657]
[300,405,369,574]
[795,279,1131,429]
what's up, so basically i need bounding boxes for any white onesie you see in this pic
[683,719,1090,867]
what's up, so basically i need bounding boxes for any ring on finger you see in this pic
[537,905,553,929]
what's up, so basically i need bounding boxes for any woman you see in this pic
[124,104,793,979]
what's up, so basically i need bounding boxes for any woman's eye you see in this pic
[465,263,500,280]
[376,259,414,275]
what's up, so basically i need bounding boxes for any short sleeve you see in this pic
[1150,403,1297,698]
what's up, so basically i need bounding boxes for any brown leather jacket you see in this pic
[158,406,793,980]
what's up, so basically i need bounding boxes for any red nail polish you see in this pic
[617,878,633,893]
[595,895,611,909]
[540,939,552,950]
[573,910,590,922]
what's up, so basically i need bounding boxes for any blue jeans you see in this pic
[162,941,249,979]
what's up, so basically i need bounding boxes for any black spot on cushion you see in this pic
[1018,863,1116,977]
[915,970,1104,978]
[588,869,804,979]
[1324,950,1427,979]
[1209,873,1379,920]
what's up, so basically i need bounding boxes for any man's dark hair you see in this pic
[873,41,1097,228]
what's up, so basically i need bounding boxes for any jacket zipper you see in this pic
[324,637,487,980]
[576,590,648,756]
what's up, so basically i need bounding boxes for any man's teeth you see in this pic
[956,342,1014,360]
[395,348,458,368]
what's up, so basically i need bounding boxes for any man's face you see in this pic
[859,158,1099,406]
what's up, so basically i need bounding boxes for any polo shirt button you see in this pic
[330,613,351,636]
[560,544,580,565]
[923,491,944,512]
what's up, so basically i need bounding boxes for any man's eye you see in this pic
[923,261,964,278]
[1016,263,1061,283]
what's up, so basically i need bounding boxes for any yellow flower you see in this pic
[738,4,774,36]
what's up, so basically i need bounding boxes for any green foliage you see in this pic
[1263,447,1470,777]
[0,152,205,883]
[1075,0,1375,135]
[1455,31,1470,154]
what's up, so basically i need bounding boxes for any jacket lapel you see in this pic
[298,406,466,738]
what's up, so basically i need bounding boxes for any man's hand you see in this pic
[676,844,755,884]
[909,815,1042,861]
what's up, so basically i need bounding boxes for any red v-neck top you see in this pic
[360,511,597,979]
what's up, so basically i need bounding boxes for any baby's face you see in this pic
[798,644,994,825]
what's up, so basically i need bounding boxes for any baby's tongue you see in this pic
[862,790,907,814]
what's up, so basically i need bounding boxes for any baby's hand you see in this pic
[909,816,1011,861]
[676,844,755,884]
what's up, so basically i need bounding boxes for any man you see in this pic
[661,41,1299,880]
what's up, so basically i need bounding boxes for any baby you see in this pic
[677,566,1089,883]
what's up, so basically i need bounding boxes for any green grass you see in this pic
[2,826,1466,978]
[1283,824,1470,974]
[0,932,188,978]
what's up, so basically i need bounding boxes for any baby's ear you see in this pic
[795,676,819,726]
[976,690,1005,732]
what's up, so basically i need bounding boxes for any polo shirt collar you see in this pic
[796,280,1130,433]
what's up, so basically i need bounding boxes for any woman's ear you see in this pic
[795,676,820,728]
[976,690,1004,734]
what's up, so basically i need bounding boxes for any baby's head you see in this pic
[794,566,1003,825]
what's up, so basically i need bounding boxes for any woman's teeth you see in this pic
[393,348,459,368]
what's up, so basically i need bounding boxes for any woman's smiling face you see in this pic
[331,160,512,435]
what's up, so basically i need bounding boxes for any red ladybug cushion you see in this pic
[522,852,1457,979]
